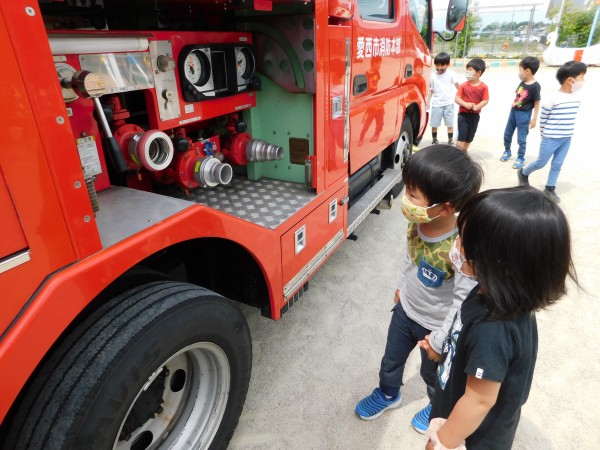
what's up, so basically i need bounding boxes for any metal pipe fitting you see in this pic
[129,130,174,172]
[193,157,233,188]
[246,138,284,162]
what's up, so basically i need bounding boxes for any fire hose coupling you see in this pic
[247,138,284,162]
[224,133,284,165]
[193,156,233,188]
[115,125,174,172]
[126,129,174,172]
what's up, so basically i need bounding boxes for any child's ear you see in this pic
[438,202,455,216]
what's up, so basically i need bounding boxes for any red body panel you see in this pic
[0,170,28,258]
[281,187,346,285]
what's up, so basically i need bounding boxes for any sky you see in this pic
[433,0,554,28]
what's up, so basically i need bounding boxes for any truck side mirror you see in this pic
[329,0,353,20]
[446,0,468,32]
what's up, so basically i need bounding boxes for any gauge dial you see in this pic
[183,50,210,86]
[235,48,254,80]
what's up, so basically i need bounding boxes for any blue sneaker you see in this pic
[355,388,402,420]
[512,157,525,169]
[500,151,511,162]
[411,403,432,434]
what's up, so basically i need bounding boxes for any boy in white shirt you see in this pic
[429,53,461,145]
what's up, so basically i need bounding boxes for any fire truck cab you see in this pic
[0,0,466,448]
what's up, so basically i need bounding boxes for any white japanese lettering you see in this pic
[365,37,373,58]
[357,37,365,59]
[373,38,380,57]
[356,36,402,59]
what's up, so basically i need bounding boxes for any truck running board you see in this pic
[347,169,402,236]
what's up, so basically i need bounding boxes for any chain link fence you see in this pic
[433,4,550,60]
[434,33,547,60]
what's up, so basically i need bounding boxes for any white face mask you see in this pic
[465,71,474,80]
[571,79,584,93]
[449,241,476,280]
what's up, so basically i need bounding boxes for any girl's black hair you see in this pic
[457,187,577,320]
[402,144,483,211]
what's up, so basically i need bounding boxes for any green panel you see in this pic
[246,74,313,182]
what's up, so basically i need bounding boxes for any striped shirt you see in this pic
[540,90,581,138]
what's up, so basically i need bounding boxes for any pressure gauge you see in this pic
[235,47,254,80]
[183,50,210,86]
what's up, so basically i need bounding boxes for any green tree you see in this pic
[549,1,600,47]
[483,22,500,32]
[455,4,482,57]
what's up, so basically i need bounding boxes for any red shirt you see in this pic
[457,81,489,114]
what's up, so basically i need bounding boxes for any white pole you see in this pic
[555,0,567,40]
[586,6,600,47]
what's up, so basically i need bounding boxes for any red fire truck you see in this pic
[0,0,465,448]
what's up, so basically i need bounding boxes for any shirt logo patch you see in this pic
[476,368,484,379]
[417,258,445,288]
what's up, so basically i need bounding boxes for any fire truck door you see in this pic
[400,0,432,111]
[348,0,402,174]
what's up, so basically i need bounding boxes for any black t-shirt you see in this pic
[431,289,538,450]
[511,81,541,111]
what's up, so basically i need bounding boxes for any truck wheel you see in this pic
[387,116,413,199]
[5,281,251,450]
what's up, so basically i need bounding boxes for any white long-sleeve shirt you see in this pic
[540,90,581,138]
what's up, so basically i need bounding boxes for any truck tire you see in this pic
[388,116,413,199]
[4,281,251,450]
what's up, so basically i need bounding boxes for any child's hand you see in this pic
[472,103,480,111]
[425,440,435,450]
[529,119,536,129]
[394,289,401,304]
[418,335,441,362]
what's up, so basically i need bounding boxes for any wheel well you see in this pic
[67,237,271,328]
[381,105,419,171]
[138,238,271,317]
[405,103,421,143]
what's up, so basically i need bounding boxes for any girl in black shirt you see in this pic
[418,187,577,450]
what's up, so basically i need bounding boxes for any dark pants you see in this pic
[503,108,532,158]
[457,112,480,143]
[379,303,438,401]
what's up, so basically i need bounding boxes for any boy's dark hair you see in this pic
[402,144,483,212]
[457,187,577,321]
[434,52,451,66]
[556,60,587,84]
[520,56,540,74]
[466,58,486,74]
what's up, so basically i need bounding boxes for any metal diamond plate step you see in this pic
[347,169,402,235]
[172,177,316,229]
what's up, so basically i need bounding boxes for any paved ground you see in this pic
[229,64,600,449]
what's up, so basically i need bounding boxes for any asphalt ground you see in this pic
[229,64,600,450]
